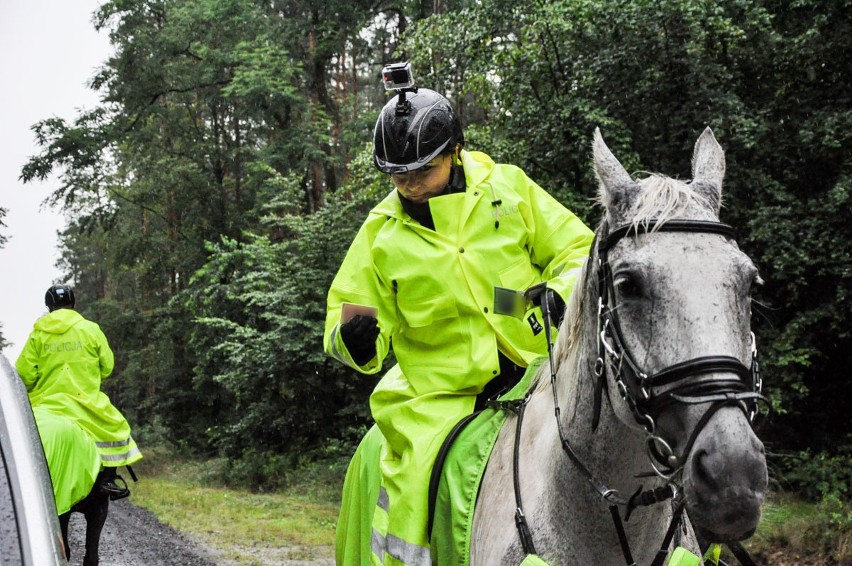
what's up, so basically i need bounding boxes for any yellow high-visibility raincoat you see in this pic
[325,149,594,565]
[16,308,142,468]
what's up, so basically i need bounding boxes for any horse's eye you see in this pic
[747,268,764,297]
[614,274,641,298]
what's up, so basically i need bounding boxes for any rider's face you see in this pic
[391,153,453,204]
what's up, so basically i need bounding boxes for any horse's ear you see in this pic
[691,127,725,213]
[593,127,637,220]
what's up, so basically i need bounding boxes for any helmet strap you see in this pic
[447,163,466,193]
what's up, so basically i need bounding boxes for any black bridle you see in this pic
[501,218,766,565]
[593,219,766,478]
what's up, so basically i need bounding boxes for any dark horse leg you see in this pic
[63,470,112,566]
[80,490,109,566]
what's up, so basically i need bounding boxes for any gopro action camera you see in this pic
[382,62,415,91]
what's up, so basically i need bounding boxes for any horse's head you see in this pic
[590,128,768,543]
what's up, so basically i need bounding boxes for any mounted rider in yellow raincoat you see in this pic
[324,73,594,565]
[16,285,142,500]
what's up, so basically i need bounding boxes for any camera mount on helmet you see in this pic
[381,62,417,116]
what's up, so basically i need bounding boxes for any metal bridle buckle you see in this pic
[637,371,651,400]
[617,380,630,405]
[600,328,619,359]
[748,331,762,422]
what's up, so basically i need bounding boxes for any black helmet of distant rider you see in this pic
[45,284,75,312]
[373,88,464,174]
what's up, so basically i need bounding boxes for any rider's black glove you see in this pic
[525,284,566,328]
[544,289,566,328]
[340,315,380,365]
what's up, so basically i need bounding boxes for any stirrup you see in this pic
[99,475,131,500]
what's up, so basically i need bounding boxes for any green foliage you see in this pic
[752,491,852,564]
[178,152,388,466]
[19,0,852,503]
[216,449,299,492]
[735,0,852,463]
[779,446,852,502]
[23,0,407,457]
[403,0,779,221]
[212,446,351,496]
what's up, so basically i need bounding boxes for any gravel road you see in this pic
[65,498,335,565]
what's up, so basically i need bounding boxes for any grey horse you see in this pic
[471,128,768,564]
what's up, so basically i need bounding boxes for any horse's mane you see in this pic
[546,257,593,388]
[532,172,718,395]
[614,173,719,229]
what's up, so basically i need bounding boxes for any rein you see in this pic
[502,218,766,565]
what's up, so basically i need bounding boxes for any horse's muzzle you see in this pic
[682,408,768,542]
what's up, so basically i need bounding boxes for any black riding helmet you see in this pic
[373,88,464,174]
[45,284,75,312]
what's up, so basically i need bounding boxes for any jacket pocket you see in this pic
[398,291,459,328]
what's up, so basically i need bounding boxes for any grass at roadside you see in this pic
[128,446,342,564]
[748,491,851,565]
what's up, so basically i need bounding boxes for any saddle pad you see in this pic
[430,358,544,566]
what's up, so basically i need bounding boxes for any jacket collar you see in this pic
[371,150,496,221]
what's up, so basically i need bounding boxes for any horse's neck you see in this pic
[537,345,646,493]
[548,308,649,489]
[520,302,681,562]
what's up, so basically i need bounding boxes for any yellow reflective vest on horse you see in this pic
[16,309,142,468]
[32,407,101,515]
[325,149,594,564]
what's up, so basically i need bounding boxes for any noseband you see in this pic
[592,219,766,478]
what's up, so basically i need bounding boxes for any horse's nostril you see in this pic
[691,449,719,491]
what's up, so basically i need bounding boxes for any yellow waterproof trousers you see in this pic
[368,365,476,565]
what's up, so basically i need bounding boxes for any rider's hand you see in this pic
[340,315,380,365]
[525,284,565,328]
[544,289,566,328]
